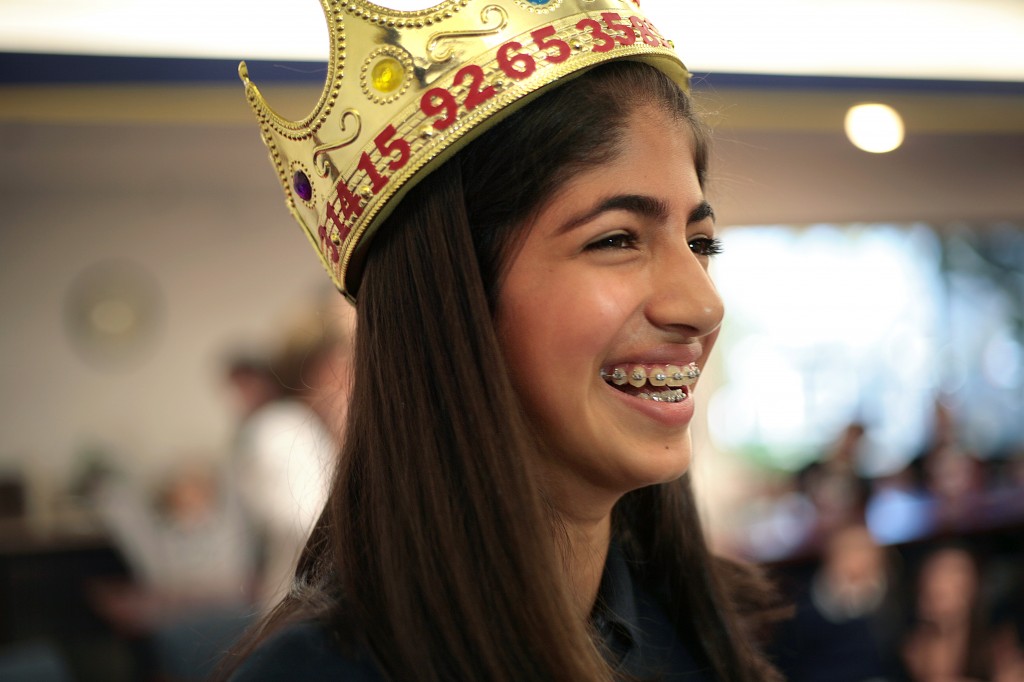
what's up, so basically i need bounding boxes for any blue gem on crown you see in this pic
[526,0,552,4]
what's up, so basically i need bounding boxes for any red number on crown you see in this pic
[421,88,459,130]
[456,64,497,111]
[356,153,388,194]
[374,124,410,171]
[498,41,537,79]
[601,13,636,46]
[531,25,570,64]
[576,18,615,53]
[630,16,662,47]
[318,224,340,263]
[419,17,674,136]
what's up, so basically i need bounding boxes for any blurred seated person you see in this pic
[901,545,992,682]
[923,444,986,531]
[90,463,258,680]
[772,523,900,682]
[0,640,74,682]
[798,421,874,541]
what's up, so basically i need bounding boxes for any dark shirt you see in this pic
[770,578,899,682]
[230,543,713,680]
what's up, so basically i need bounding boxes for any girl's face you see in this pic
[496,105,723,515]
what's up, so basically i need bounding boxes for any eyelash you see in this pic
[689,237,724,257]
[585,232,638,251]
[584,233,724,258]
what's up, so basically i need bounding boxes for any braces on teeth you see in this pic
[599,363,701,403]
[638,389,686,403]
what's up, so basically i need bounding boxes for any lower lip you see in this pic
[604,383,695,428]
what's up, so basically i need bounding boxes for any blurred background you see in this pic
[1,1,1022,680]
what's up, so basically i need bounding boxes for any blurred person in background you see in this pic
[901,545,993,682]
[772,524,902,682]
[905,398,988,534]
[922,443,986,532]
[226,299,354,611]
[798,421,874,543]
[90,462,258,680]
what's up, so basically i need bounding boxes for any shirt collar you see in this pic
[591,541,641,667]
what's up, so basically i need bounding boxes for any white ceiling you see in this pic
[0,0,1021,81]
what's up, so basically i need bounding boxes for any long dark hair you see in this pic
[220,60,783,681]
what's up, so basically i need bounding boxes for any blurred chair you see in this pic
[0,640,74,682]
[90,465,259,681]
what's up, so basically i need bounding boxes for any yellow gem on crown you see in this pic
[371,58,404,94]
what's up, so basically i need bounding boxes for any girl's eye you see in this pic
[689,237,723,257]
[586,232,637,251]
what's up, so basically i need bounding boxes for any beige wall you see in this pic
[0,121,329,493]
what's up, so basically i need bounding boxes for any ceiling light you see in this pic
[844,103,905,153]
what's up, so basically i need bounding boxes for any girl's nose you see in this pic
[645,242,724,340]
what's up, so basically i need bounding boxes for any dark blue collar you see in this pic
[590,542,715,680]
[592,541,641,667]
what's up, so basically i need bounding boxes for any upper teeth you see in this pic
[601,363,700,388]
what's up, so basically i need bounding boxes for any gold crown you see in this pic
[240,0,689,301]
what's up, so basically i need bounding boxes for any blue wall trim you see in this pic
[0,53,327,84]
[694,71,1024,95]
[2,51,1022,94]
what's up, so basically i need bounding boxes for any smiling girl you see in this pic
[224,2,784,679]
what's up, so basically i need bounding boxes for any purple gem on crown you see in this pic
[292,170,313,202]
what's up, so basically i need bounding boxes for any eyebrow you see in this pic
[689,200,716,225]
[556,194,715,235]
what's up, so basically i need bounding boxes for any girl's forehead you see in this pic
[553,109,697,189]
